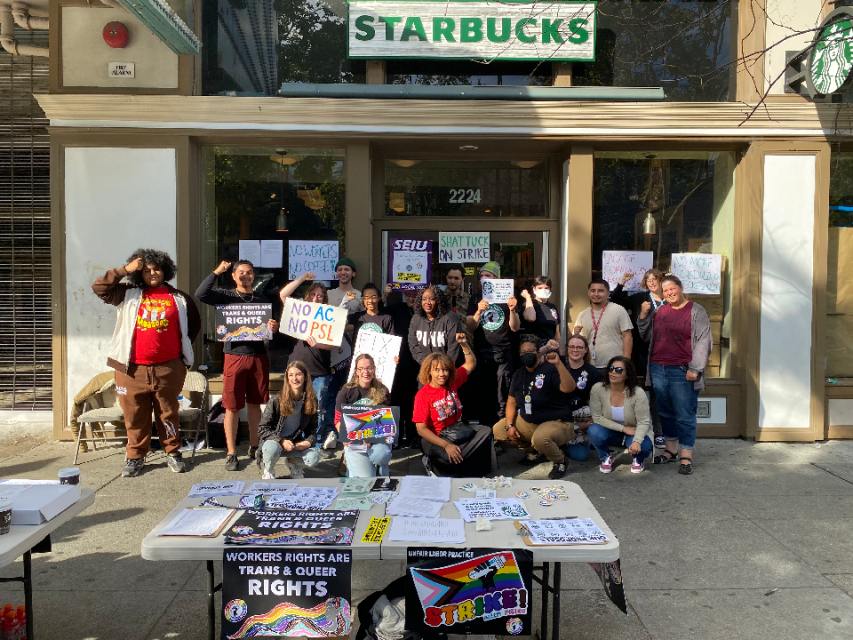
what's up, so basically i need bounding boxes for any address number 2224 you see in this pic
[449,188,482,204]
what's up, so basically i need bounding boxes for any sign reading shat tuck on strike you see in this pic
[347,0,597,61]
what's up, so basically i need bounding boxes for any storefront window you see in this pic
[201,0,365,96]
[202,147,346,372]
[827,152,853,378]
[384,160,548,217]
[593,151,736,378]
[387,60,551,86]
[573,1,737,102]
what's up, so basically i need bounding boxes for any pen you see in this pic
[537,516,578,520]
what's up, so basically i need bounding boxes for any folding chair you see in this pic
[74,379,127,465]
[178,371,208,465]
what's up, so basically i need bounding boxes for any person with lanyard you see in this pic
[92,249,200,477]
[256,361,320,479]
[347,282,394,342]
[196,260,280,471]
[638,274,712,476]
[610,268,667,448]
[588,356,654,474]
[492,337,577,479]
[573,278,633,370]
[413,335,494,477]
[466,262,521,425]
[334,354,394,478]
[562,333,603,462]
[520,275,562,348]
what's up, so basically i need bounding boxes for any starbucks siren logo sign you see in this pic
[810,20,853,95]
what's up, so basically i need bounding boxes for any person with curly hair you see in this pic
[408,285,464,369]
[92,248,200,478]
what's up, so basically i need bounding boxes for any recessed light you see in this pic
[459,145,478,151]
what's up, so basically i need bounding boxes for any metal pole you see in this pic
[206,560,215,640]
[540,562,549,640]
[552,562,561,640]
[23,550,33,640]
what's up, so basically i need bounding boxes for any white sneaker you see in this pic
[323,430,338,450]
[287,459,305,479]
[262,470,275,480]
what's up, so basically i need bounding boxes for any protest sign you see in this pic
[288,240,339,280]
[347,331,402,390]
[481,279,514,304]
[225,509,359,546]
[221,546,352,638]
[602,251,654,291]
[406,548,533,636]
[330,335,352,375]
[670,253,723,294]
[389,239,432,290]
[280,297,347,347]
[588,560,628,615]
[340,405,399,444]
[439,232,490,263]
[215,304,272,342]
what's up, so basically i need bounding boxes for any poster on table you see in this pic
[480,279,514,304]
[340,404,400,445]
[347,330,402,391]
[288,241,340,281]
[601,251,654,291]
[670,253,723,295]
[438,231,490,263]
[214,304,273,342]
[225,509,359,546]
[221,546,353,639]
[389,238,432,290]
[588,560,628,615]
[406,547,533,636]
[280,297,347,347]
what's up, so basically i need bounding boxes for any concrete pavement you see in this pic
[1,430,853,639]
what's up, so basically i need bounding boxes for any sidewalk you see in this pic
[1,433,852,639]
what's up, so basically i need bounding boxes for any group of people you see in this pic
[93,248,711,481]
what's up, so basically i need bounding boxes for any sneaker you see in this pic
[323,430,338,450]
[548,456,568,480]
[654,436,666,449]
[599,454,613,474]
[248,445,258,460]
[122,458,144,478]
[262,470,275,480]
[166,452,186,473]
[630,457,644,474]
[519,452,546,467]
[286,459,305,479]
[422,455,437,477]
[225,454,239,472]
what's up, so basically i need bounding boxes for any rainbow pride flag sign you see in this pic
[340,404,399,444]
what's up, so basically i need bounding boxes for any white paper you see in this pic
[244,482,297,495]
[387,496,444,518]
[0,479,59,486]
[387,517,466,543]
[292,486,339,499]
[481,279,514,304]
[288,240,340,280]
[264,496,335,510]
[335,496,375,511]
[239,240,261,266]
[602,250,654,291]
[670,253,723,295]
[521,518,609,544]
[260,240,284,269]
[475,489,496,499]
[438,231,490,263]
[280,297,348,347]
[372,491,397,504]
[347,331,402,391]
[156,508,235,537]
[399,476,450,503]
[454,498,530,523]
[188,481,245,497]
[0,484,35,500]
[391,249,429,287]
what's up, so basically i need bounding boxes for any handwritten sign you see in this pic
[214,303,272,341]
[602,251,654,291]
[481,279,514,304]
[280,297,347,346]
[670,253,723,294]
[348,330,402,391]
[288,240,339,280]
[439,232,490,263]
[390,239,432,290]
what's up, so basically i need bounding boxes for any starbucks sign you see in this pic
[806,8,853,97]
[347,0,597,61]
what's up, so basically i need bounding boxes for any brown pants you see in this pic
[492,415,573,464]
[115,358,186,459]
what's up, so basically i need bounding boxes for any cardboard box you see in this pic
[9,485,79,525]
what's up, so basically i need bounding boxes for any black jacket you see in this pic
[407,312,463,366]
[610,284,666,376]
[257,396,318,446]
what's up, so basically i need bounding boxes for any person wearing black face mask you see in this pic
[492,338,577,479]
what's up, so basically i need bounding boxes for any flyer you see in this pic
[225,509,358,546]
[221,546,352,638]
[406,548,533,636]
[453,498,530,523]
[389,239,432,291]
[480,279,514,304]
[215,304,273,342]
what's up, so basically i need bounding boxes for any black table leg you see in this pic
[23,550,33,640]
[207,560,216,640]
[552,562,561,640]
[540,562,549,640]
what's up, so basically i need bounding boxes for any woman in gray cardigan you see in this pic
[588,357,653,474]
[638,274,712,476]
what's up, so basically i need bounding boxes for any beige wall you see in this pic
[764,0,823,96]
[61,6,179,89]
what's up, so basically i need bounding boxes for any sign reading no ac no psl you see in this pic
[347,0,597,61]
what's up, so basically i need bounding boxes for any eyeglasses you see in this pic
[567,346,586,351]
[363,295,380,300]
[608,365,625,374]
[356,366,375,373]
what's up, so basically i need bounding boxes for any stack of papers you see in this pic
[188,481,245,497]
[519,518,610,545]
[387,517,466,543]
[156,508,235,537]
[398,477,450,502]
[265,486,339,510]
[244,482,297,495]
[454,498,531,522]
[387,496,444,518]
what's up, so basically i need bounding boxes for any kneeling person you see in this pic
[493,338,577,480]
[256,361,320,479]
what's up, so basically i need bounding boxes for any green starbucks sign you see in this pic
[802,8,853,97]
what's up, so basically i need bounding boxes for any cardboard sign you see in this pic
[288,240,340,281]
[214,303,273,342]
[390,238,432,290]
[481,279,514,304]
[406,548,533,636]
[602,251,654,291]
[225,509,359,546]
[280,297,347,347]
[347,330,402,391]
[670,253,723,295]
[439,232,490,263]
[221,546,352,638]
[340,404,399,444]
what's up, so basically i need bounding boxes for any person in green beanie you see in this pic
[328,257,365,312]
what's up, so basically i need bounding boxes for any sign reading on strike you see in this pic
[670,253,723,295]
[439,232,490,263]
[280,297,347,347]
[602,251,654,292]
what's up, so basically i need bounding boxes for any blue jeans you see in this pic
[261,439,320,474]
[344,443,392,478]
[587,423,653,463]
[649,363,698,450]
[312,374,335,447]
[565,443,590,462]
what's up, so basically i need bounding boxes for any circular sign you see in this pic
[224,599,248,623]
[809,19,853,95]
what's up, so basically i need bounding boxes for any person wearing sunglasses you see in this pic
[638,274,712,476]
[588,357,653,474]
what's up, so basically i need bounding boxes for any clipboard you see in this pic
[156,507,237,538]
[514,520,610,546]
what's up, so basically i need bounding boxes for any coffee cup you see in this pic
[58,467,81,487]
[0,499,12,535]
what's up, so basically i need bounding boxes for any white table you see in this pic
[142,479,619,640]
[0,488,95,640]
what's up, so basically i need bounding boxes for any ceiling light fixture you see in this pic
[459,145,478,151]
[391,160,421,168]
[389,192,406,213]
[511,161,542,169]
[276,208,288,232]
[643,212,657,236]
[270,150,303,166]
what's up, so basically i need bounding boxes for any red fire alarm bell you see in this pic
[103,22,130,49]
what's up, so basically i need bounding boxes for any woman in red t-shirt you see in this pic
[413,334,494,477]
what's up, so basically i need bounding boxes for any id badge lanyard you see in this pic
[650,293,664,311]
[589,302,608,362]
